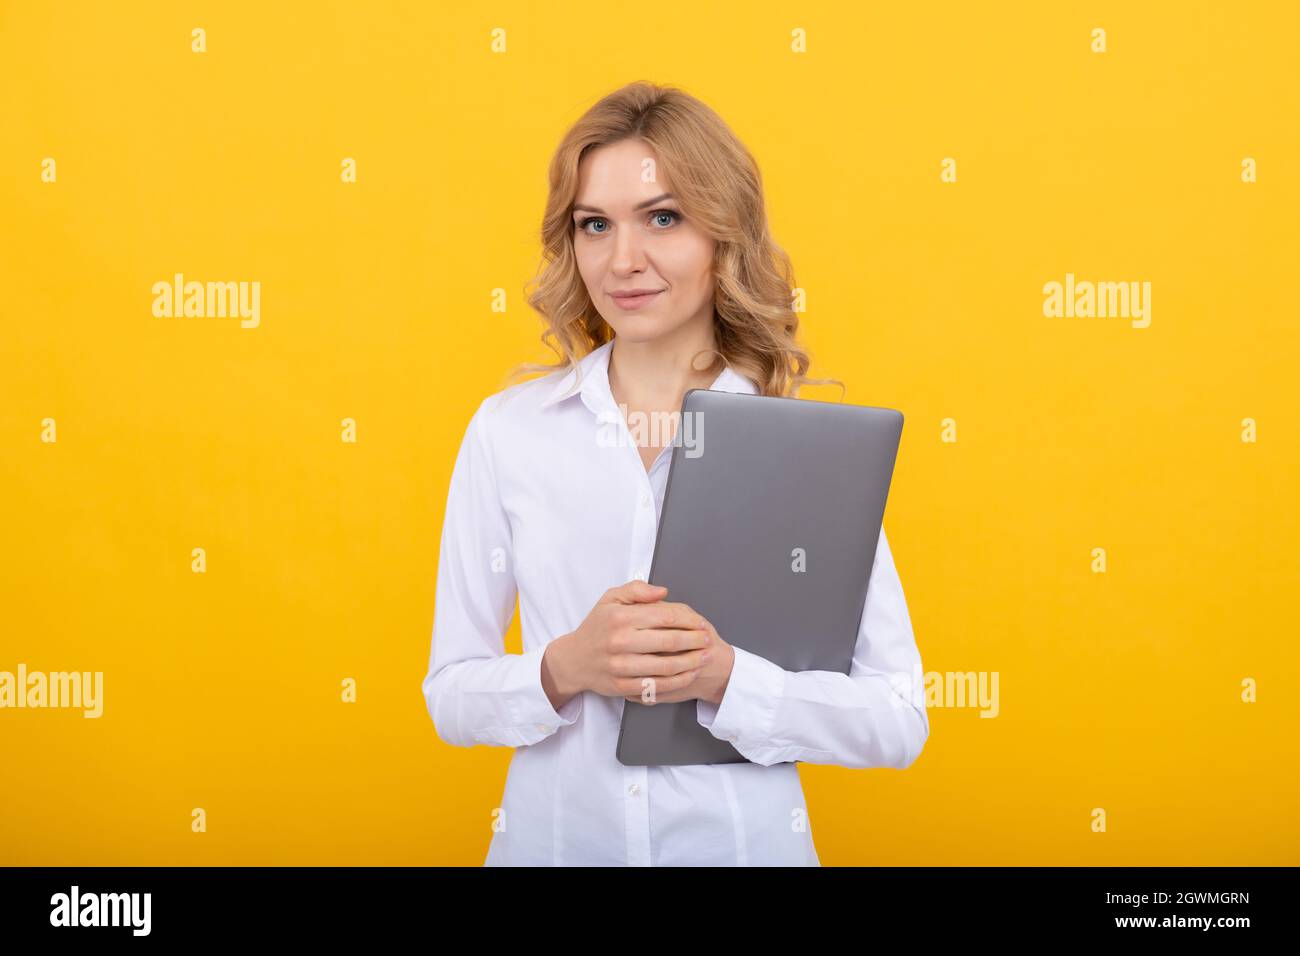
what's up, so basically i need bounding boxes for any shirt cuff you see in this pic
[505,644,583,745]
[695,645,784,747]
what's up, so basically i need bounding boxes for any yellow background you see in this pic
[2,1,1296,865]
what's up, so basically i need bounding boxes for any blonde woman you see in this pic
[422,81,928,866]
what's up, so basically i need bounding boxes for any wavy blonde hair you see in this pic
[506,80,841,399]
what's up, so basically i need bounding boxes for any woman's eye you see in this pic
[576,210,679,234]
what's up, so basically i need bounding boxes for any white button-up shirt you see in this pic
[422,338,929,865]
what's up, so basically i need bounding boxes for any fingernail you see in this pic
[701,651,712,663]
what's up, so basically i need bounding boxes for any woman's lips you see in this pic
[609,290,663,310]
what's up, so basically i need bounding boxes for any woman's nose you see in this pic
[611,225,646,273]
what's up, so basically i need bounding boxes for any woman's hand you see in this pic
[623,619,734,707]
[542,580,713,708]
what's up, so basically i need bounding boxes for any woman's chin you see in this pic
[604,316,672,342]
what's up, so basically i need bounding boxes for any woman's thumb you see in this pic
[625,580,667,602]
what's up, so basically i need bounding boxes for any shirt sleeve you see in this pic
[694,525,929,769]
[421,398,583,748]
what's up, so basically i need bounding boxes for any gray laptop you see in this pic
[615,388,904,766]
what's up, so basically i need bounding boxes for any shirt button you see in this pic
[627,783,640,796]
[640,494,651,509]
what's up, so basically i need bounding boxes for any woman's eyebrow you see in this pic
[573,193,675,214]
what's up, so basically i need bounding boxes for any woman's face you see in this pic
[571,138,717,345]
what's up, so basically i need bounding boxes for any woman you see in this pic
[422,81,929,866]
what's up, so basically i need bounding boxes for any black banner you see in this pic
[0,866,1287,941]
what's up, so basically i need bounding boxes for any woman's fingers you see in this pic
[601,580,669,605]
[617,601,707,631]
[614,647,710,678]
[625,668,703,703]
[622,666,702,700]
[616,625,711,655]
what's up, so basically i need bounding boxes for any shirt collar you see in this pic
[537,337,758,414]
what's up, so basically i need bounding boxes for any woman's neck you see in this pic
[606,320,719,419]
